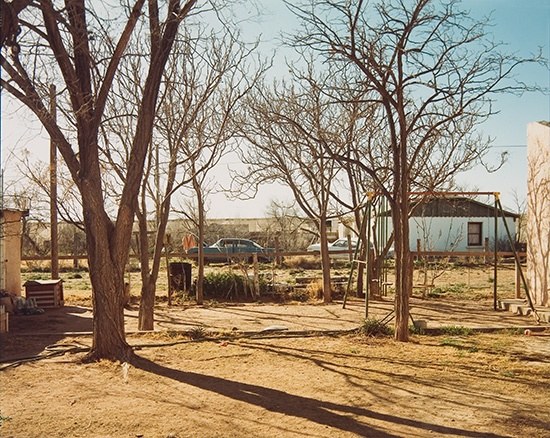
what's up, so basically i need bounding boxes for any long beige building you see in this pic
[527,121,550,307]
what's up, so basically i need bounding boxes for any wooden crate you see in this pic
[24,279,64,308]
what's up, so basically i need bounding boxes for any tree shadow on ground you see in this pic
[0,306,92,361]
[132,355,507,438]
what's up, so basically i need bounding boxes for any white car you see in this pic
[307,238,359,259]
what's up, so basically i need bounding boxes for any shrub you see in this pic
[427,288,446,298]
[203,271,247,300]
[188,326,208,340]
[305,280,323,299]
[410,323,425,335]
[358,318,394,337]
[203,271,268,301]
[288,288,313,302]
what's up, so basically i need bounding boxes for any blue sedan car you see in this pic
[187,238,275,263]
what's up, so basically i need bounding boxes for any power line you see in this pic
[491,144,526,148]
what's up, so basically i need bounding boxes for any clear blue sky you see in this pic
[453,0,550,210]
[1,0,549,217]
[211,0,550,216]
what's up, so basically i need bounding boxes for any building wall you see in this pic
[527,122,550,307]
[409,216,516,252]
[378,216,516,252]
[1,210,26,296]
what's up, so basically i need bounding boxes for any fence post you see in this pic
[253,253,260,298]
[515,258,522,298]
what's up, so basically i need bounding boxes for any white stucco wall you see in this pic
[1,210,26,296]
[527,122,550,307]
[378,215,517,252]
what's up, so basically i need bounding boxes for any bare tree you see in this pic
[235,69,347,303]
[287,0,543,340]
[12,151,84,229]
[264,200,312,252]
[157,27,266,307]
[86,14,263,325]
[1,0,198,361]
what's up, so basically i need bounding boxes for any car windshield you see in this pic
[332,239,357,248]
[215,239,263,249]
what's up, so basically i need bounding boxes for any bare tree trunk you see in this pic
[355,207,370,299]
[195,179,205,305]
[135,206,154,331]
[89,271,131,360]
[319,217,332,303]
[84,205,133,362]
[369,257,380,298]
[392,199,411,342]
[1,0,198,362]
[356,260,365,299]
[137,174,174,331]
[138,278,156,330]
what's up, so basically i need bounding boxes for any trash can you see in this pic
[169,262,192,292]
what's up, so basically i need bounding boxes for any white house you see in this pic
[377,197,519,253]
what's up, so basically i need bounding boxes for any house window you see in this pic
[467,222,482,246]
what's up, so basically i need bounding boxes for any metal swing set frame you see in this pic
[343,191,540,324]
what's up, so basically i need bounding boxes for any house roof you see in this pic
[381,197,520,218]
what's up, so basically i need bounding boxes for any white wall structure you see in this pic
[377,197,519,253]
[1,209,29,296]
[409,215,517,252]
[527,121,550,307]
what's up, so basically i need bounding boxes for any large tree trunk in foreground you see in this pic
[84,202,133,362]
[1,0,197,362]
[89,265,132,361]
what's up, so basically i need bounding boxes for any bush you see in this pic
[410,323,425,335]
[203,271,268,301]
[287,288,313,302]
[203,271,245,300]
[358,318,394,337]
[188,326,208,340]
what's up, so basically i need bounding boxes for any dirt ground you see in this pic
[1,264,550,437]
[1,329,550,438]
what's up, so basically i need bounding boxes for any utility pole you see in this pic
[50,84,59,279]
[0,169,5,291]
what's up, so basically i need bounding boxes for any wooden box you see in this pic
[24,279,64,308]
